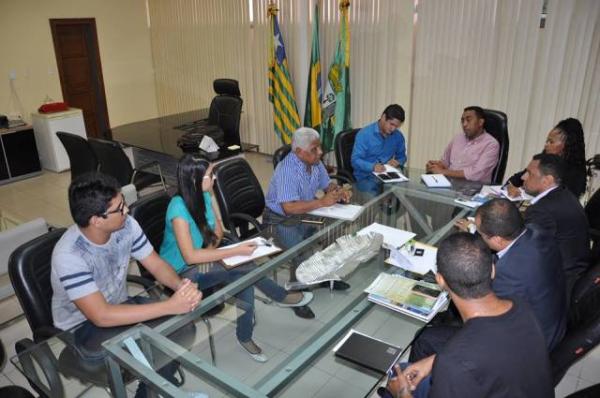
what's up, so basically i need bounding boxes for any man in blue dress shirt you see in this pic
[351,104,407,194]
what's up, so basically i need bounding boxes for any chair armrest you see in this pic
[229,213,262,231]
[131,161,167,191]
[15,338,65,398]
[222,231,240,244]
[33,326,64,343]
[329,173,353,185]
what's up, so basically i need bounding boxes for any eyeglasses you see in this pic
[100,195,126,218]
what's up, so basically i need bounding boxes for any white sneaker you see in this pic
[276,292,314,308]
[238,339,268,363]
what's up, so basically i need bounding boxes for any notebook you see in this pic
[373,165,409,183]
[421,174,451,188]
[218,237,282,269]
[333,329,401,374]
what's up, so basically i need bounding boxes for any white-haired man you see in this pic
[264,128,351,318]
[265,127,348,216]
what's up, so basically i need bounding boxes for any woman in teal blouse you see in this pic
[160,155,312,362]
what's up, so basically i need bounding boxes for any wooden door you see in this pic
[50,19,110,139]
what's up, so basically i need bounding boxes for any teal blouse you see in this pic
[159,192,216,272]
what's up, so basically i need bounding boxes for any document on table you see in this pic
[308,204,364,221]
[421,174,451,188]
[385,242,437,275]
[357,223,416,250]
[373,165,409,183]
[218,237,282,269]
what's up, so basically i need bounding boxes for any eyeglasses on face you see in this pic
[100,195,126,218]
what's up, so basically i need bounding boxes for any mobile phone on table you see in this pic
[379,173,391,180]
[387,172,400,179]
[411,284,441,298]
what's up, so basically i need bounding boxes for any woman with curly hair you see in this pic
[507,118,587,198]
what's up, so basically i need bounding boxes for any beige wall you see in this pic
[0,0,157,129]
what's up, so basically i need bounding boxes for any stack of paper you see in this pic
[421,174,452,188]
[308,203,364,221]
[365,273,448,322]
[357,223,416,250]
[385,242,437,275]
[373,165,409,183]
[218,237,282,269]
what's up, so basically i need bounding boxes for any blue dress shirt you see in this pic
[351,121,407,180]
[265,152,330,215]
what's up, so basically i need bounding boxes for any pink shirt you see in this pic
[441,131,499,183]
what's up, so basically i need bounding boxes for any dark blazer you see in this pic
[493,226,567,350]
[524,185,590,296]
[508,163,587,198]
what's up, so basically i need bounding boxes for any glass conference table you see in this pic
[11,173,479,398]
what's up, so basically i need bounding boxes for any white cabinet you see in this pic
[31,108,87,172]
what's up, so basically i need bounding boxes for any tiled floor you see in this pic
[0,152,598,397]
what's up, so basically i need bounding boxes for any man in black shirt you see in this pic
[386,233,553,398]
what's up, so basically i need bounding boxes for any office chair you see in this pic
[8,228,168,395]
[128,190,225,365]
[88,138,166,193]
[190,79,243,147]
[1,339,36,397]
[213,158,266,241]
[272,144,291,169]
[566,383,600,397]
[56,132,99,181]
[334,128,360,182]
[551,261,600,386]
[482,109,509,185]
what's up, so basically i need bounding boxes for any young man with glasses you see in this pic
[51,172,201,397]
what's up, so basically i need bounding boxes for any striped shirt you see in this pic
[265,152,330,215]
[51,216,153,330]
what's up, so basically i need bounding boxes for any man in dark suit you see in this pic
[522,153,590,298]
[410,198,567,361]
[476,198,567,350]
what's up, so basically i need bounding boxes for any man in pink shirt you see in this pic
[426,106,499,183]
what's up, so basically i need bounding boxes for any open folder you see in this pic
[373,165,409,183]
[218,237,281,269]
[421,174,451,188]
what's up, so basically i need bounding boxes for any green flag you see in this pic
[304,3,322,136]
[322,0,351,151]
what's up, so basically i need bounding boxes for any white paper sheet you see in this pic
[357,223,416,250]
[421,174,451,187]
[386,242,437,275]
[308,203,364,221]
[218,237,281,268]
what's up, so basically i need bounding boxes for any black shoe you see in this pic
[319,280,351,290]
[293,305,315,319]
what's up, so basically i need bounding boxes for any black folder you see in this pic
[334,331,401,374]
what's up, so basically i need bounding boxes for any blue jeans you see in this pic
[72,296,193,398]
[182,263,288,342]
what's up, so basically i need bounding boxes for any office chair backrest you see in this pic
[334,128,360,181]
[272,145,291,169]
[88,138,134,187]
[208,79,243,147]
[551,261,600,385]
[213,157,265,230]
[482,109,509,184]
[129,191,171,280]
[56,132,99,180]
[8,228,67,341]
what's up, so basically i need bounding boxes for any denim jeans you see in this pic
[72,296,191,398]
[182,262,288,342]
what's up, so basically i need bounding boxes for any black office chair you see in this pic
[128,190,224,365]
[272,144,291,169]
[334,128,360,182]
[551,262,600,386]
[482,109,509,185]
[566,383,600,397]
[1,339,36,397]
[88,138,166,192]
[213,157,266,240]
[56,132,99,180]
[191,79,243,147]
[8,228,160,394]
